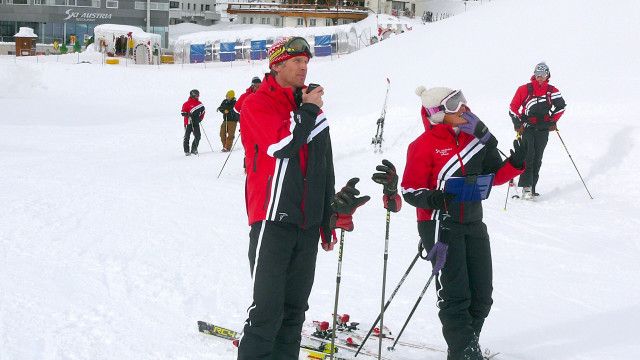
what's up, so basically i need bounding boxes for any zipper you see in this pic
[252,144,258,172]
[263,175,273,211]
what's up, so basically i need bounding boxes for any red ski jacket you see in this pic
[509,77,566,129]
[401,124,523,223]
[234,86,257,114]
[181,97,205,126]
[240,74,336,241]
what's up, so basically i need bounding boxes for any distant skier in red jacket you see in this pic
[402,85,526,360]
[180,89,205,156]
[509,62,566,198]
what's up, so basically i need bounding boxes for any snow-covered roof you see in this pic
[94,24,161,43]
[14,27,37,38]
[173,14,411,45]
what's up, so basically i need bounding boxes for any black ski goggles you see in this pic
[271,37,313,62]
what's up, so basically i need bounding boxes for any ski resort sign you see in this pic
[63,9,113,22]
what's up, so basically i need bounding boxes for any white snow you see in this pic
[1,0,639,359]
[14,27,38,38]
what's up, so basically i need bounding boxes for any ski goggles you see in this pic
[424,89,467,117]
[269,37,313,64]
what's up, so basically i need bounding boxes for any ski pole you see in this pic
[200,122,215,154]
[330,230,346,360]
[377,210,391,360]
[387,273,436,352]
[355,251,420,357]
[555,130,593,199]
[503,133,522,210]
[504,179,513,211]
[217,135,240,178]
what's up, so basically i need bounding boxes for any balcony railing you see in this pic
[227,2,370,15]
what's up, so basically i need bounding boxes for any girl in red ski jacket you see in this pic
[401,85,526,360]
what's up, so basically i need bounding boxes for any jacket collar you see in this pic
[258,74,297,110]
[530,76,550,92]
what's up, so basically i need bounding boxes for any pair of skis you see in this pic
[198,319,499,359]
[371,78,391,154]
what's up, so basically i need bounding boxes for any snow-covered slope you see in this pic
[1,0,639,359]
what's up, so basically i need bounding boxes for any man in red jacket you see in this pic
[237,37,369,360]
[234,76,261,116]
[402,86,526,360]
[509,62,566,199]
[180,89,206,156]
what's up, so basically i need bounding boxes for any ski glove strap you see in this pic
[319,227,338,251]
[383,194,402,213]
[426,241,449,275]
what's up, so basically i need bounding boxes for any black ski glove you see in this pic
[371,159,398,196]
[330,178,371,232]
[509,138,527,169]
[372,159,402,213]
[181,111,188,117]
[426,190,456,211]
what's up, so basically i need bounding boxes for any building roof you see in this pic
[14,27,38,38]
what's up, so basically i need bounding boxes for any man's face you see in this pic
[535,74,549,84]
[251,83,260,91]
[273,56,309,89]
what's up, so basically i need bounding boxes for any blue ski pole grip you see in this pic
[444,174,495,202]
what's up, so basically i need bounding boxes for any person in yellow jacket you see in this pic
[217,90,238,152]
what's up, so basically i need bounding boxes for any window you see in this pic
[106,0,118,8]
[296,18,303,26]
[241,17,246,24]
[169,1,178,8]
[249,17,253,24]
[33,0,46,5]
[11,0,29,4]
[76,0,94,6]
[187,3,189,9]
[205,4,209,11]
[260,18,266,24]
[275,17,280,26]
[135,1,169,10]
[200,4,203,11]
[309,19,316,26]
[53,0,65,4]
[326,19,332,26]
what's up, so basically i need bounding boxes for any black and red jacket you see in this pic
[240,74,336,240]
[509,76,566,130]
[401,124,523,224]
[181,97,205,126]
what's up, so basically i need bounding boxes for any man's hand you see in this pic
[301,85,324,108]
[330,178,370,232]
[509,138,527,169]
[371,159,398,196]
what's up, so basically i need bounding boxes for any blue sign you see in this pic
[444,174,495,202]
[220,42,236,62]
[250,40,267,60]
[314,35,332,57]
[190,44,205,63]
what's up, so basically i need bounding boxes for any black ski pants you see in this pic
[183,121,201,153]
[420,220,492,360]
[518,128,549,192]
[237,221,319,360]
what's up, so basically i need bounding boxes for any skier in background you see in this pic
[509,62,566,199]
[401,85,526,360]
[235,76,262,117]
[180,89,205,156]
[218,90,238,152]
